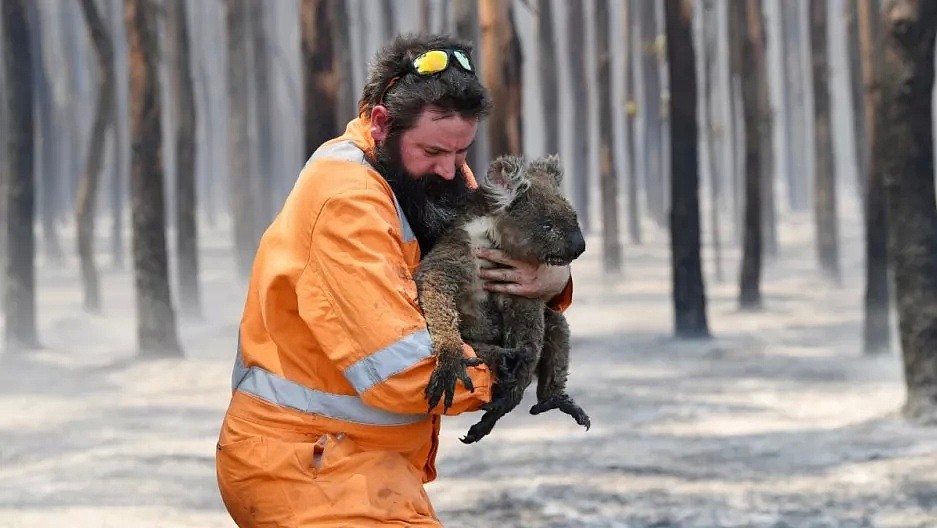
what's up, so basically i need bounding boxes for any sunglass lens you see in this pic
[453,50,473,72]
[414,50,449,75]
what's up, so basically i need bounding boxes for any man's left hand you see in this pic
[475,248,570,301]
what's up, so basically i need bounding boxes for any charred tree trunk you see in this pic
[780,0,810,211]
[169,0,200,317]
[480,0,522,157]
[810,0,841,281]
[880,0,937,423]
[420,0,430,32]
[537,0,558,156]
[226,0,255,279]
[332,0,355,123]
[3,0,39,351]
[758,1,777,258]
[76,0,115,313]
[301,0,339,158]
[453,0,483,173]
[666,0,710,338]
[738,0,764,309]
[249,1,273,235]
[109,0,128,269]
[380,0,395,42]
[125,0,182,357]
[595,0,622,273]
[847,0,869,200]
[639,0,666,226]
[565,0,590,231]
[625,0,642,245]
[700,0,721,279]
[858,0,890,356]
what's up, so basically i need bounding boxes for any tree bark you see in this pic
[480,0,523,157]
[738,0,764,309]
[565,0,590,231]
[332,0,355,123]
[109,0,128,269]
[226,0,256,279]
[665,0,710,338]
[537,0,558,156]
[880,0,937,423]
[638,0,666,226]
[624,0,642,245]
[453,0,483,172]
[858,0,890,356]
[76,0,115,314]
[780,0,810,211]
[594,0,622,274]
[169,0,200,317]
[2,0,40,351]
[380,0,395,42]
[248,1,273,235]
[700,0,721,279]
[125,0,182,357]
[847,0,869,201]
[810,0,841,281]
[301,0,339,158]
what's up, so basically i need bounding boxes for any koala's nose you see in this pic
[569,229,586,258]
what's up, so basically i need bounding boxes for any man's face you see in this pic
[374,108,478,248]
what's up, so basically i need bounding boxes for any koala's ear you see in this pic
[486,155,525,190]
[528,154,564,188]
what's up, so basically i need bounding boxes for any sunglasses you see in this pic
[378,48,476,106]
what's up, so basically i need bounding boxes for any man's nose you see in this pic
[434,156,456,180]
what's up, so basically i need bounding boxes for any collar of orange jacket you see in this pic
[344,116,478,190]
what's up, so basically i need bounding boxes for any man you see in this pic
[216,34,573,527]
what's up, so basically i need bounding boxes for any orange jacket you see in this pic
[225,117,573,483]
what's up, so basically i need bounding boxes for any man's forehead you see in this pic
[407,110,477,150]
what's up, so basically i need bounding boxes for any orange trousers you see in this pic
[216,405,442,527]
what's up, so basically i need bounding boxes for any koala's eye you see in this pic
[540,222,554,231]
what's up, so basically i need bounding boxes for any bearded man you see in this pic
[216,34,573,527]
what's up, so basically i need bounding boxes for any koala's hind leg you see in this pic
[529,309,590,430]
[461,298,543,444]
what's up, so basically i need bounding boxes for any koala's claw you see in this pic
[460,418,495,444]
[530,393,591,430]
[425,356,484,413]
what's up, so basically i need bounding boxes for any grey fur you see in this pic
[415,155,590,443]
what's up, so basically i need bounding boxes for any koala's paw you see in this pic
[530,393,591,430]
[460,413,498,444]
[425,352,484,413]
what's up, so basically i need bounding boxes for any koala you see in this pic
[415,154,591,444]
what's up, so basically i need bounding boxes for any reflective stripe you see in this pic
[232,343,427,426]
[306,140,417,243]
[344,329,433,393]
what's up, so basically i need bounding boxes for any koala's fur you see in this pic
[415,154,590,443]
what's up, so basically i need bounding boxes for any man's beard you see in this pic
[372,133,471,254]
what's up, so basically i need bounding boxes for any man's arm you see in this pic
[298,187,492,415]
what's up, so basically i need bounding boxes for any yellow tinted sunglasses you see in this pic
[409,48,475,76]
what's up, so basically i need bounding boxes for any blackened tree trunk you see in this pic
[332,0,355,123]
[847,0,869,200]
[595,0,622,273]
[780,0,809,211]
[537,0,558,156]
[76,0,115,313]
[858,0,890,356]
[169,0,200,317]
[565,0,590,230]
[226,0,255,279]
[738,0,764,309]
[665,0,710,338]
[301,0,339,158]
[480,0,522,157]
[624,0,642,245]
[125,0,182,357]
[880,0,937,423]
[248,1,273,235]
[700,0,721,278]
[639,0,666,226]
[380,0,395,42]
[2,0,39,351]
[810,0,841,281]
[420,0,430,32]
[109,0,128,269]
[453,0,483,172]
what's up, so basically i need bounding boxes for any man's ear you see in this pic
[370,105,391,143]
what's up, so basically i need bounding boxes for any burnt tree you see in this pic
[480,0,523,157]
[810,0,841,281]
[565,0,590,230]
[537,0,558,156]
[665,0,710,338]
[125,0,182,357]
[858,0,890,355]
[226,0,255,278]
[76,0,115,313]
[2,0,39,351]
[595,0,622,273]
[301,0,339,158]
[624,0,642,245]
[638,0,666,226]
[880,0,937,423]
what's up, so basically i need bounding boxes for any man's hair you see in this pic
[358,34,492,134]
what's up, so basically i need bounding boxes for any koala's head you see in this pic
[482,155,586,265]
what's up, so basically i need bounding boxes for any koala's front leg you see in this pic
[529,309,590,429]
[416,269,483,413]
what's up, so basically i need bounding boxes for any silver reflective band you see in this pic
[232,347,428,426]
[305,140,416,243]
[344,329,433,393]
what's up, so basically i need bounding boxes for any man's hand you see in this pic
[475,248,570,301]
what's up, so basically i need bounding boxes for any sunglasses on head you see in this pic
[378,48,476,106]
